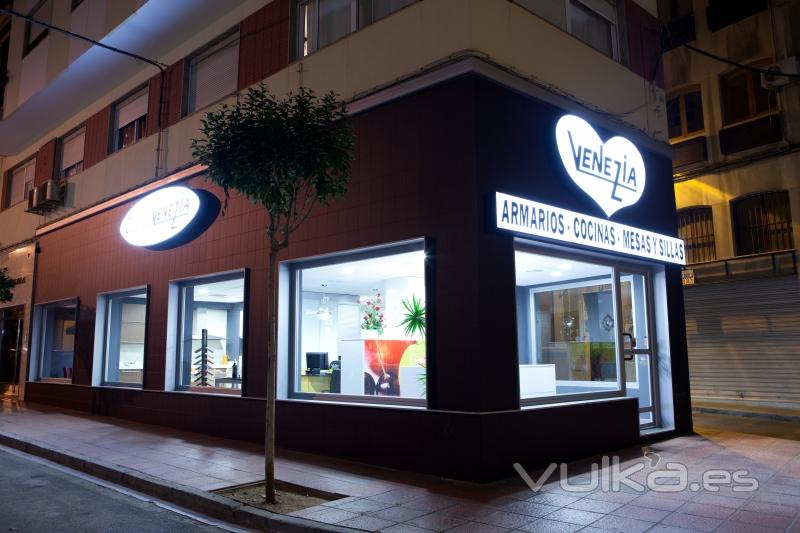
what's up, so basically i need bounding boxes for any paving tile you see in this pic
[498,500,560,517]
[299,507,361,524]
[335,515,396,531]
[515,518,584,533]
[588,514,653,533]
[542,508,603,526]
[471,510,534,529]
[380,524,435,533]
[582,490,640,505]
[692,492,747,509]
[740,498,799,517]
[660,512,722,532]
[728,508,796,530]
[646,526,702,533]
[611,503,670,522]
[680,502,736,520]
[715,521,783,533]
[445,521,509,533]
[628,494,685,512]
[367,488,427,505]
[406,511,466,531]
[527,492,582,508]
[369,505,431,522]
[566,497,621,514]
[403,495,463,512]
[331,498,395,513]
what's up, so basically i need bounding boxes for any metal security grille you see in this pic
[678,206,716,264]
[733,191,795,256]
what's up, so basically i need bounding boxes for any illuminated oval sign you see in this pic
[120,186,219,250]
[555,115,646,218]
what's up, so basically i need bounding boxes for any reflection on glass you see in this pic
[38,301,77,380]
[296,249,426,399]
[620,272,654,425]
[103,290,147,386]
[515,250,620,399]
[178,275,245,393]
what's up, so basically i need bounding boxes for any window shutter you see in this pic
[61,130,85,171]
[116,90,148,128]
[189,34,239,112]
[8,160,36,206]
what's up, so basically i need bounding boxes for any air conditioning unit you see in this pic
[25,180,64,214]
[761,56,799,89]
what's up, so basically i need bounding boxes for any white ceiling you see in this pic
[515,251,611,287]
[193,278,244,303]
[301,251,425,296]
[0,0,247,155]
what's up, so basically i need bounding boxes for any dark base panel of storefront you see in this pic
[25,382,639,482]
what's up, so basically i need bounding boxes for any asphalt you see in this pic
[0,447,232,533]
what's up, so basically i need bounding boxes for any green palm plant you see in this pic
[399,295,425,339]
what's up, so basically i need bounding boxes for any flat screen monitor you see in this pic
[306,352,328,374]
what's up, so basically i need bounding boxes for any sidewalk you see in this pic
[2,399,800,532]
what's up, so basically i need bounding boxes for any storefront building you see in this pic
[24,73,691,481]
[0,241,35,397]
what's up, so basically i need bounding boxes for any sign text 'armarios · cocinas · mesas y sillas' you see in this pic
[495,192,686,265]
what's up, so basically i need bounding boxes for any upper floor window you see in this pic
[113,88,148,152]
[4,158,35,209]
[59,127,85,178]
[678,206,716,264]
[720,64,773,126]
[187,32,239,115]
[732,191,795,256]
[667,87,705,142]
[297,0,415,58]
[24,0,51,56]
[513,0,619,60]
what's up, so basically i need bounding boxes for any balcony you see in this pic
[719,114,783,155]
[683,249,797,285]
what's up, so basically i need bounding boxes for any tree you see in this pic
[0,267,16,303]
[191,85,354,503]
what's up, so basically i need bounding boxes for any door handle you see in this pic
[623,332,635,361]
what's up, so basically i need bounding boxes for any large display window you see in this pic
[98,288,148,387]
[289,242,427,404]
[515,244,659,425]
[175,272,246,395]
[31,299,78,381]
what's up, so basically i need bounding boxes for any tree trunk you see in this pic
[264,248,278,503]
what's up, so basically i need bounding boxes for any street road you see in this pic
[0,446,237,532]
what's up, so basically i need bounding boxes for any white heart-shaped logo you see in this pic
[555,115,646,218]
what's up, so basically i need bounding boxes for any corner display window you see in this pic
[292,246,426,401]
[34,299,77,381]
[100,289,147,387]
[177,273,245,394]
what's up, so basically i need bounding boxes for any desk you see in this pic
[216,377,242,389]
[300,372,332,393]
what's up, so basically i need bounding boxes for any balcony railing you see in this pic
[682,249,797,285]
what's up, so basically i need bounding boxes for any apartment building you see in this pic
[663,0,800,412]
[0,0,690,481]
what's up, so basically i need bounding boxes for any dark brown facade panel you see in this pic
[625,0,664,88]
[238,0,291,90]
[34,138,57,187]
[147,61,186,136]
[83,106,111,170]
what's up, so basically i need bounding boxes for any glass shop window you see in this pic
[292,245,426,402]
[100,289,147,387]
[35,299,77,381]
[176,273,246,394]
[515,250,622,401]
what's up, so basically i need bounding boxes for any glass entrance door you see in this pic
[618,272,657,428]
[0,307,24,383]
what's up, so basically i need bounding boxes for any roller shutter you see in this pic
[684,275,800,406]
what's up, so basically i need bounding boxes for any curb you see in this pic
[693,406,800,423]
[0,430,357,533]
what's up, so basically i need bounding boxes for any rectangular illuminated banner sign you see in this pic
[496,192,686,265]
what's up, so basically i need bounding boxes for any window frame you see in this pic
[185,29,240,116]
[172,269,249,396]
[30,297,79,383]
[112,86,149,153]
[513,240,660,412]
[667,85,706,144]
[97,286,149,389]
[677,206,717,264]
[719,60,776,128]
[58,125,86,179]
[731,190,795,257]
[4,157,36,209]
[286,238,429,407]
[23,0,51,57]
